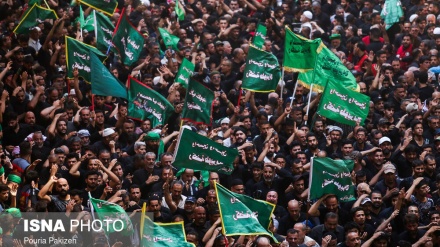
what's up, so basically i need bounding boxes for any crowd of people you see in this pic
[1,0,440,246]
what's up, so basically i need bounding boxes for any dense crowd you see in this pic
[2,0,440,246]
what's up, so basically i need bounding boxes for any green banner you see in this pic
[142,216,194,247]
[283,27,320,73]
[215,182,277,242]
[89,196,134,236]
[82,12,95,31]
[175,0,185,21]
[181,79,214,125]
[14,4,58,34]
[65,36,106,82]
[317,80,370,126]
[309,157,355,202]
[242,45,281,93]
[175,58,194,88]
[95,10,115,52]
[298,42,359,92]
[79,0,117,16]
[253,24,267,49]
[158,27,180,51]
[173,127,237,174]
[112,12,144,66]
[90,51,127,99]
[127,77,174,127]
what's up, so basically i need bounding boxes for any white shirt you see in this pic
[161,194,187,210]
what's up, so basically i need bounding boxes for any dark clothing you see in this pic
[309,224,345,245]
[277,213,307,235]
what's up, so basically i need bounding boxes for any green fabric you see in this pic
[142,215,195,246]
[5,208,22,218]
[317,80,370,126]
[309,157,355,202]
[175,0,185,21]
[158,28,180,51]
[297,41,359,92]
[94,11,115,52]
[78,0,118,16]
[90,51,127,99]
[215,182,277,242]
[173,128,237,174]
[89,195,134,236]
[127,77,175,128]
[381,0,404,29]
[182,79,214,125]
[14,4,58,34]
[112,11,144,66]
[65,36,106,83]
[78,5,85,28]
[175,58,195,88]
[253,24,267,49]
[242,45,281,93]
[283,27,320,73]
[0,165,4,176]
[8,174,21,184]
[145,132,161,141]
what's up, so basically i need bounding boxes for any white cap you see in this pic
[379,137,391,145]
[406,102,419,113]
[69,89,76,95]
[409,14,418,23]
[303,11,313,20]
[31,26,41,32]
[102,128,115,137]
[434,27,440,35]
[153,76,161,85]
[221,118,230,124]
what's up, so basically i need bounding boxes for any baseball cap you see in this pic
[379,137,391,145]
[102,128,115,137]
[406,102,418,113]
[383,163,396,174]
[186,196,196,203]
[378,118,391,126]
[361,197,372,205]
[215,40,224,46]
[221,118,230,125]
[78,129,91,138]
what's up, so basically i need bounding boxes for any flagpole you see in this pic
[289,77,299,108]
[280,67,284,100]
[93,10,98,40]
[88,193,111,247]
[305,83,313,125]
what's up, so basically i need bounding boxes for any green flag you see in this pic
[90,51,127,99]
[381,0,403,30]
[91,10,115,52]
[14,4,58,34]
[173,127,237,174]
[112,11,144,66]
[158,27,180,51]
[309,157,355,202]
[65,36,106,82]
[181,79,214,124]
[242,45,281,93]
[175,0,185,21]
[253,24,267,49]
[175,58,194,88]
[298,42,359,92]
[127,76,174,127]
[79,5,85,28]
[317,80,370,126]
[283,27,320,72]
[82,11,95,31]
[141,215,195,247]
[78,0,117,16]
[215,182,277,241]
[89,196,134,236]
